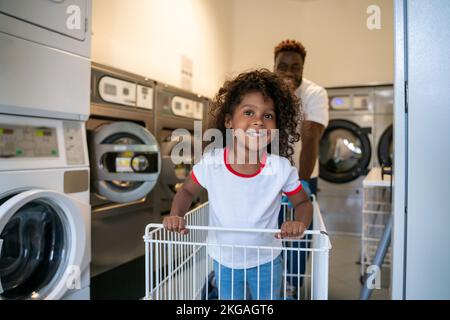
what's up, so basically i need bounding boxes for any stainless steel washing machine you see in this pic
[154,84,209,216]
[87,63,161,283]
[318,86,374,234]
[318,85,393,234]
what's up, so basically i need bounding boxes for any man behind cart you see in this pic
[274,39,329,299]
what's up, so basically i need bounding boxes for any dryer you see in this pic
[0,0,92,120]
[154,84,209,216]
[0,114,90,300]
[87,63,161,298]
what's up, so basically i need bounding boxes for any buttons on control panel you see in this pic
[0,125,58,158]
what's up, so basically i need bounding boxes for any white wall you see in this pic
[92,0,393,96]
[91,0,232,98]
[229,0,394,88]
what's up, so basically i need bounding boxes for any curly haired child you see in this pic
[163,69,313,300]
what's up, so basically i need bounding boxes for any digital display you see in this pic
[104,83,117,95]
[333,98,344,105]
[35,129,52,137]
[0,125,58,158]
[0,128,13,135]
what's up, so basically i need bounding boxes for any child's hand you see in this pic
[163,216,189,235]
[276,221,307,239]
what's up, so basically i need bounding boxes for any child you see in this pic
[163,69,313,300]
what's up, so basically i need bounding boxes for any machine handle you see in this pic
[96,171,160,182]
[96,144,159,154]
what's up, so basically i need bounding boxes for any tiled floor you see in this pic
[328,234,391,300]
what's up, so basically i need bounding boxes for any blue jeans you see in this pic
[308,177,318,197]
[213,255,283,300]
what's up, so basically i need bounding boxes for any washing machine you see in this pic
[0,0,92,120]
[154,84,209,216]
[0,114,90,300]
[87,63,161,299]
[318,85,393,234]
[318,86,374,234]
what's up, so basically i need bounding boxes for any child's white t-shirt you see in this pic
[191,147,303,269]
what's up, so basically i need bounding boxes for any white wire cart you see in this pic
[143,197,331,300]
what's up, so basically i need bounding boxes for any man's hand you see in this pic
[163,216,189,235]
[276,221,307,239]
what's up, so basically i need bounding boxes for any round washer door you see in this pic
[0,190,87,300]
[319,119,372,183]
[160,131,194,195]
[90,121,161,203]
[378,124,393,167]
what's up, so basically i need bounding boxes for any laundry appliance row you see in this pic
[88,63,210,299]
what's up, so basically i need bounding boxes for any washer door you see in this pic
[0,190,87,300]
[378,124,393,167]
[90,122,161,203]
[160,130,194,195]
[319,119,372,183]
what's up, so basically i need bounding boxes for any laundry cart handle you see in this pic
[144,223,327,237]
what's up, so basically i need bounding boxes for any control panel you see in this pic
[63,121,86,165]
[171,96,203,120]
[98,75,153,110]
[0,124,58,158]
[137,84,153,110]
[330,96,351,110]
[99,76,136,107]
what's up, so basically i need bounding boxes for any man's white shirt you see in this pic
[293,78,329,178]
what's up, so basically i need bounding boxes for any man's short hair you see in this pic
[274,39,307,62]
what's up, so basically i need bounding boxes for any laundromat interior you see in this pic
[0,0,449,301]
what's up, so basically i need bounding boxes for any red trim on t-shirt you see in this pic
[284,183,303,196]
[224,147,267,178]
[190,171,202,186]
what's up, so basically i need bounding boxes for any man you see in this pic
[274,39,329,196]
[274,39,329,299]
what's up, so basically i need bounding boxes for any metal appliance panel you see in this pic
[0,0,91,57]
[0,0,88,41]
[0,33,90,120]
